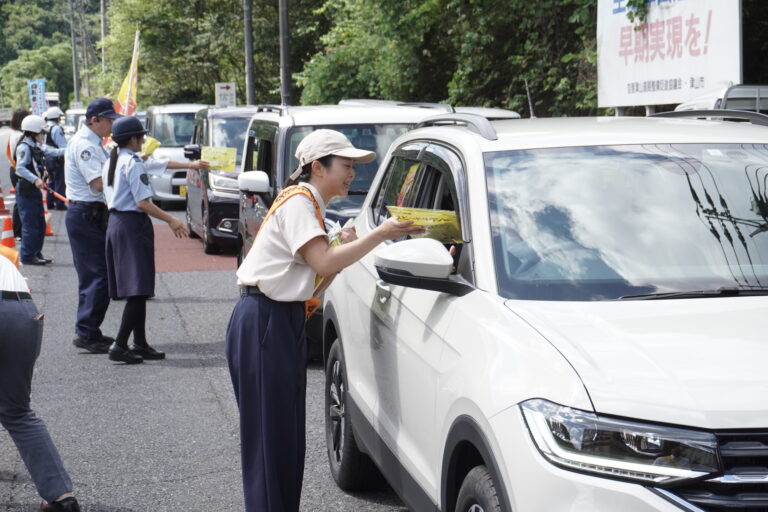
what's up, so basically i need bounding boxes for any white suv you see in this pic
[322,112,768,512]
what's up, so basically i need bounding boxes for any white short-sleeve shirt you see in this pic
[0,255,29,293]
[236,182,328,302]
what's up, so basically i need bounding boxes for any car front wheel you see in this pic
[325,338,382,491]
[455,465,503,512]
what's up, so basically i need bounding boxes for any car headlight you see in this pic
[521,399,719,485]
[209,174,239,192]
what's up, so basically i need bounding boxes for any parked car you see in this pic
[184,106,259,253]
[236,102,466,358]
[321,112,768,512]
[144,103,208,206]
[64,108,85,138]
[675,84,768,114]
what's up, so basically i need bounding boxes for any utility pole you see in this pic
[101,0,107,73]
[278,0,291,105]
[68,0,80,102]
[243,0,255,105]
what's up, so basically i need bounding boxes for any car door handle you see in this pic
[376,280,391,303]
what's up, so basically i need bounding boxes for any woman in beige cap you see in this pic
[226,129,422,512]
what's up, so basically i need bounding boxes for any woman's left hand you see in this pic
[168,217,189,238]
[340,226,357,244]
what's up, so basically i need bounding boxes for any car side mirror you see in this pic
[183,144,201,161]
[374,238,473,296]
[238,170,270,194]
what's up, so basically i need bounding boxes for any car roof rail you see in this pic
[255,104,289,116]
[416,113,498,140]
[338,99,454,112]
[396,102,454,112]
[650,109,768,127]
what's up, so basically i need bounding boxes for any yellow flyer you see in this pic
[387,206,462,243]
[201,146,237,172]
[140,136,161,156]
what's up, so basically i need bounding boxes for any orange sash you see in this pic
[254,186,325,319]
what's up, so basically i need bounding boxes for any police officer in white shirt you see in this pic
[0,255,81,511]
[64,98,121,354]
[102,116,188,364]
[226,129,423,512]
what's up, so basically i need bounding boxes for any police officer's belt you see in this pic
[1,290,32,300]
[70,200,107,207]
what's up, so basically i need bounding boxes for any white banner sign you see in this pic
[215,82,237,107]
[597,0,742,108]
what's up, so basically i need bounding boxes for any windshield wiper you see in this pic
[618,286,768,300]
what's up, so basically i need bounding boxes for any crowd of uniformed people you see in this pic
[1,96,422,511]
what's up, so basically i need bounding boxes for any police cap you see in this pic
[111,116,148,144]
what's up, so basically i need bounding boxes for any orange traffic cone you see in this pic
[0,244,20,268]
[43,191,54,236]
[1,216,15,248]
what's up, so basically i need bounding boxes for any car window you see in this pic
[212,117,251,166]
[243,122,278,186]
[372,156,423,225]
[151,112,197,147]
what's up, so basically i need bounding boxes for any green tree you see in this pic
[0,42,73,107]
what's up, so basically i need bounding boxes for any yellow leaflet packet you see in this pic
[386,206,461,244]
[141,136,161,156]
[201,146,237,173]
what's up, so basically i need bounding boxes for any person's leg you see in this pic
[0,298,74,504]
[108,297,144,364]
[226,295,306,512]
[12,202,22,239]
[16,190,43,262]
[65,205,111,344]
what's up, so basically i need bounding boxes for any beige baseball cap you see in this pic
[290,129,376,181]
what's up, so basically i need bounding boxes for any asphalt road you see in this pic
[0,152,407,511]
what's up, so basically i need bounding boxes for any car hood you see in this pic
[506,297,768,429]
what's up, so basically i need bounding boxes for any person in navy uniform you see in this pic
[102,116,189,364]
[0,255,81,512]
[43,106,68,210]
[14,114,65,266]
[226,129,423,512]
[6,108,29,239]
[64,98,121,354]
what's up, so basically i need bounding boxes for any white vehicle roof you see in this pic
[249,104,452,128]
[146,103,209,114]
[404,115,768,153]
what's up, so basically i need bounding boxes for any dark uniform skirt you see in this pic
[105,210,155,300]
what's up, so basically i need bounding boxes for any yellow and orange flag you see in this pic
[113,30,140,116]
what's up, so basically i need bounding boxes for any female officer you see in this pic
[102,116,188,364]
[14,114,65,265]
[226,129,423,512]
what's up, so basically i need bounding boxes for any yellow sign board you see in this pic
[201,146,237,173]
[386,206,461,243]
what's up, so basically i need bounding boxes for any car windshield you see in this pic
[66,113,83,129]
[212,117,250,166]
[485,144,768,301]
[151,112,196,147]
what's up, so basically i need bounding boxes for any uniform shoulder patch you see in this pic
[132,155,142,162]
[80,149,92,161]
[140,173,149,185]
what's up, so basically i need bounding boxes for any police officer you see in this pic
[64,98,121,354]
[102,116,188,364]
[14,115,65,265]
[0,255,81,512]
[226,129,423,512]
[43,106,68,210]
[6,108,30,239]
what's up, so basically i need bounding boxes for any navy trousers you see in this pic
[0,295,73,503]
[65,203,110,341]
[16,187,45,263]
[226,293,307,512]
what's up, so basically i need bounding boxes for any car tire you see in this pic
[455,465,503,512]
[325,339,382,491]
[202,203,217,254]
[186,200,199,239]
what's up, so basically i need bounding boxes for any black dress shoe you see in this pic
[22,257,48,266]
[72,336,110,354]
[41,496,80,511]
[108,343,143,364]
[39,255,53,264]
[130,344,166,360]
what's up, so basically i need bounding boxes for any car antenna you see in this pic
[525,79,536,118]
